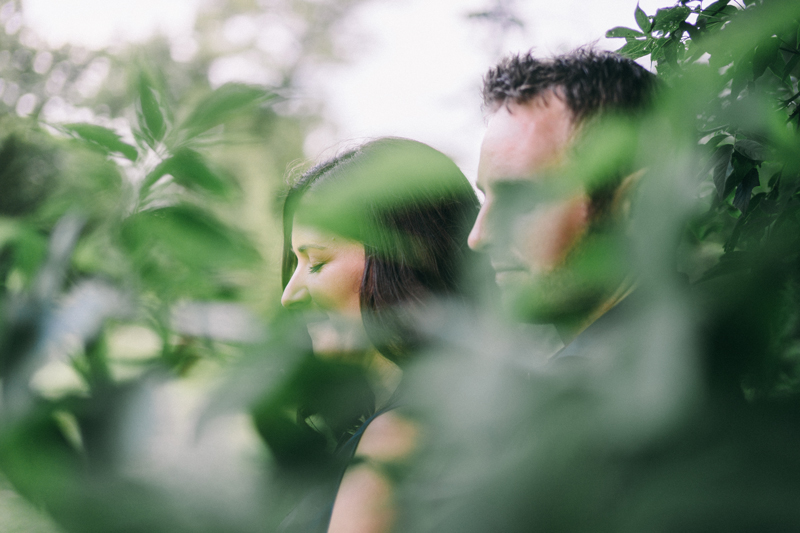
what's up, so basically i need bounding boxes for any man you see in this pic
[468,49,655,342]
[398,49,800,533]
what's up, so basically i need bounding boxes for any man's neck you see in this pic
[556,278,636,345]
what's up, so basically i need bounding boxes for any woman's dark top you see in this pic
[278,397,401,533]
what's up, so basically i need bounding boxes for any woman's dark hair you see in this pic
[281,138,482,363]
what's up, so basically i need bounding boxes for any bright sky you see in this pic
[21,0,203,49]
[300,0,669,179]
[21,0,670,179]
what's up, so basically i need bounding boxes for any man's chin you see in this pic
[496,271,547,321]
[499,272,606,326]
[497,234,630,325]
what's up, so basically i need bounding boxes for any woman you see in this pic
[279,138,483,533]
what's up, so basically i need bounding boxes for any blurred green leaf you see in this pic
[143,149,231,198]
[711,144,735,199]
[732,168,760,212]
[121,205,259,270]
[731,55,753,97]
[0,478,64,533]
[734,139,769,161]
[60,124,138,162]
[181,83,275,139]
[783,55,800,81]
[0,129,60,217]
[136,74,167,147]
[0,221,48,281]
[753,36,782,79]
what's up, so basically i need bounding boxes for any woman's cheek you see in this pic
[309,264,361,316]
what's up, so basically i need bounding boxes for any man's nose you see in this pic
[468,204,490,252]
[281,272,311,309]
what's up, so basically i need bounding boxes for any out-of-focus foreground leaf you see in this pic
[59,124,138,162]
[180,83,276,140]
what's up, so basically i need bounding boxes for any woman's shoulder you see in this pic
[356,410,418,463]
[327,410,418,533]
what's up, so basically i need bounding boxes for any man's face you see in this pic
[469,95,591,319]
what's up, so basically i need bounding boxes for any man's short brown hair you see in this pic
[482,48,656,125]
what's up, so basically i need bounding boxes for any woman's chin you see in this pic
[306,316,372,359]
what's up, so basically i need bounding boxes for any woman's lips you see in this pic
[491,263,527,274]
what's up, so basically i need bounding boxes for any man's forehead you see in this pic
[477,97,573,190]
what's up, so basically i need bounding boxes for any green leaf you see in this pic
[696,250,751,280]
[703,133,732,149]
[661,36,681,65]
[767,170,781,189]
[734,139,769,161]
[719,5,739,18]
[635,4,651,33]
[617,39,649,60]
[61,123,138,162]
[699,0,731,20]
[731,54,753,97]
[732,168,760,213]
[753,36,781,79]
[647,38,666,61]
[606,26,645,39]
[181,84,275,138]
[711,144,735,199]
[653,6,691,33]
[676,40,687,62]
[699,2,737,32]
[137,74,167,146]
[157,149,231,197]
[783,54,800,81]
[678,21,700,41]
[121,205,259,270]
[684,39,707,63]
[0,221,47,279]
[141,161,169,192]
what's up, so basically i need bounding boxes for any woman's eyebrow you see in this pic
[297,244,327,253]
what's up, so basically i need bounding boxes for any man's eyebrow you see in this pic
[297,244,327,253]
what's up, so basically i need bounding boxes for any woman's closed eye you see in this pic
[309,261,326,274]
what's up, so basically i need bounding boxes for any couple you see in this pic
[276,49,654,533]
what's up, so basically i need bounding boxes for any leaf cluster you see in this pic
[0,66,291,530]
[607,0,800,393]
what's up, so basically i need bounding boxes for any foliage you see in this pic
[393,2,800,532]
[3,0,800,532]
[0,0,374,530]
[0,64,286,528]
[606,0,800,396]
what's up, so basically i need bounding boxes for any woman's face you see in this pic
[281,223,365,319]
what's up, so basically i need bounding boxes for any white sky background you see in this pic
[21,0,671,181]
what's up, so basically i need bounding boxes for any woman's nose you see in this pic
[281,272,312,309]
